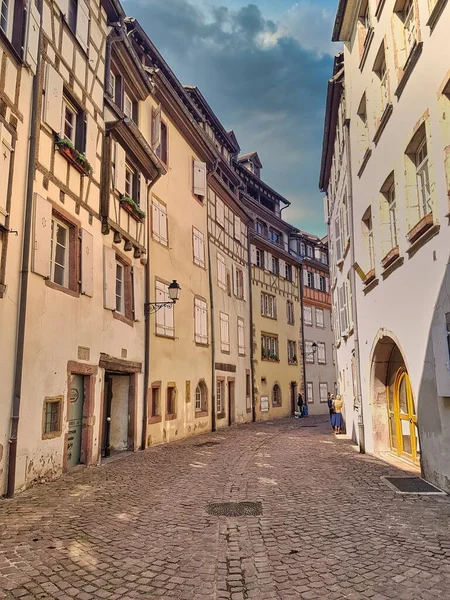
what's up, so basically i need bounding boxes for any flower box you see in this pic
[407,213,433,244]
[119,196,146,223]
[55,137,93,176]
[381,246,400,270]
[364,268,376,285]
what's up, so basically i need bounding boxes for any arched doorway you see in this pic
[371,334,419,463]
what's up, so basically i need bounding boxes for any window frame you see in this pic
[219,311,230,353]
[42,396,63,439]
[316,308,325,328]
[195,381,208,414]
[304,305,313,326]
[317,342,327,365]
[166,385,177,417]
[319,383,328,404]
[193,227,206,268]
[237,317,245,356]
[261,333,279,361]
[306,382,314,404]
[305,340,315,364]
[287,300,295,325]
[261,292,277,319]
[50,216,70,289]
[287,340,297,364]
[272,383,282,407]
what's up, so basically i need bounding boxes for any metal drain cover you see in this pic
[382,477,446,495]
[206,501,262,516]
[196,441,221,447]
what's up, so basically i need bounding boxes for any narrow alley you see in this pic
[1,418,450,600]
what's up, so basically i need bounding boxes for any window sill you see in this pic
[364,269,376,285]
[375,0,386,19]
[261,314,278,320]
[165,413,177,421]
[217,411,226,420]
[193,261,206,270]
[272,403,282,409]
[42,431,63,440]
[195,341,209,347]
[238,352,246,357]
[407,221,440,257]
[0,30,25,66]
[45,280,79,298]
[343,237,351,259]
[288,361,298,366]
[262,358,280,363]
[373,103,393,146]
[382,255,404,280]
[427,0,448,30]
[381,246,400,270]
[221,348,231,355]
[113,311,134,327]
[359,28,374,71]
[148,415,162,424]
[407,213,434,244]
[155,333,176,340]
[394,42,423,100]
[195,411,209,419]
[357,148,372,178]
[363,276,379,295]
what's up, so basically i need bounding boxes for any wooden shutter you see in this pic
[303,269,309,286]
[193,161,207,196]
[152,105,161,151]
[155,281,165,334]
[114,143,126,193]
[265,252,272,272]
[152,201,160,241]
[314,273,320,289]
[54,0,68,16]
[194,299,202,342]
[379,196,391,256]
[216,198,224,226]
[0,125,12,227]
[231,263,237,296]
[238,320,245,354]
[139,173,147,209]
[234,215,241,240]
[24,0,40,75]
[165,286,174,335]
[80,229,93,297]
[32,193,52,278]
[76,0,90,52]
[159,203,167,245]
[292,265,297,285]
[44,64,63,134]
[201,303,207,343]
[103,246,116,309]
[279,259,286,278]
[314,247,321,261]
[250,244,257,265]
[243,269,248,301]
[335,212,342,261]
[85,114,97,173]
[133,267,144,321]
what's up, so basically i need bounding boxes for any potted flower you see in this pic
[119,195,146,223]
[55,135,93,176]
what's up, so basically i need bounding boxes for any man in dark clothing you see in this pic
[297,394,304,418]
[327,393,335,426]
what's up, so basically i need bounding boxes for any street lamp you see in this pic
[312,342,318,354]
[145,280,181,315]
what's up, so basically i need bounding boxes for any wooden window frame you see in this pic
[46,207,80,298]
[307,382,314,404]
[272,383,282,408]
[195,380,208,417]
[42,396,63,440]
[113,252,133,325]
[166,384,177,420]
[148,382,162,424]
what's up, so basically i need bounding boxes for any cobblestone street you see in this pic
[1,417,450,599]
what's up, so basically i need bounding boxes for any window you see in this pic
[152,198,168,246]
[357,93,369,159]
[271,256,279,275]
[287,301,295,325]
[388,182,398,247]
[0,0,13,40]
[285,263,293,281]
[269,229,281,246]
[151,386,161,418]
[108,72,116,99]
[43,398,62,437]
[166,386,176,416]
[159,122,168,165]
[125,163,138,202]
[124,92,133,119]
[216,198,225,226]
[155,281,175,337]
[194,297,208,345]
[288,341,297,364]
[152,106,168,165]
[238,318,245,355]
[256,221,267,236]
[307,271,314,288]
[357,0,372,58]
[362,208,375,271]
[217,253,226,289]
[261,292,277,318]
[115,261,124,314]
[320,276,327,292]
[256,248,264,268]
[300,242,306,256]
[67,0,77,33]
[261,334,278,361]
[380,52,389,115]
[195,381,208,413]
[193,228,205,268]
[318,342,326,365]
[216,379,224,414]
[319,383,328,404]
[306,383,313,404]
[220,312,230,353]
[62,98,77,144]
[305,341,315,364]
[306,245,313,258]
[321,252,328,265]
[50,217,69,288]
[234,266,244,299]
[316,308,324,328]
[415,139,432,218]
[338,285,349,334]
[402,0,416,57]
[246,373,251,412]
[272,384,282,407]
[304,306,312,326]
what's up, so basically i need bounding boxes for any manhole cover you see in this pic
[196,441,221,448]
[382,477,446,495]
[206,501,262,516]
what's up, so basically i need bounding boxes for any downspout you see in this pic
[247,235,256,423]
[7,4,44,498]
[141,171,163,450]
[345,118,365,453]
[299,262,307,402]
[207,231,216,432]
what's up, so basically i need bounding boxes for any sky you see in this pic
[123,0,339,236]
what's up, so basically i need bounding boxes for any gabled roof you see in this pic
[227,131,240,154]
[238,151,263,169]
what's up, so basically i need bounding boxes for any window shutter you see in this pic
[250,244,257,265]
[266,252,272,273]
[216,198,224,226]
[155,282,165,334]
[159,203,167,245]
[201,303,208,343]
[32,193,52,278]
[44,64,63,134]
[133,267,144,322]
[152,201,160,240]
[76,0,90,52]
[314,247,321,261]
[232,263,237,296]
[152,104,161,152]
[103,246,116,309]
[194,299,201,342]
[166,287,174,334]
[292,265,297,284]
[139,173,147,209]
[303,269,309,286]
[80,229,93,297]
[431,317,450,397]
[24,1,40,75]
[335,212,342,261]
[314,273,320,289]
[325,277,329,293]
[234,215,241,240]
[379,196,392,256]
[193,160,207,196]
[114,143,126,193]
[243,269,248,301]
[54,0,68,16]
[0,125,12,227]
[84,114,97,173]
[279,259,286,278]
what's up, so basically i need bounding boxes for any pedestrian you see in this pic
[327,393,334,426]
[296,394,304,418]
[331,394,344,434]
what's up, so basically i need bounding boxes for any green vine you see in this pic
[55,135,93,174]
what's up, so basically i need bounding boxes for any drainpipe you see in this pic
[299,262,307,402]
[207,231,217,432]
[141,171,163,450]
[345,118,365,454]
[7,5,44,499]
[247,235,256,423]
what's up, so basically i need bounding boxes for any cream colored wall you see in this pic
[0,48,34,495]
[252,262,302,420]
[142,97,212,446]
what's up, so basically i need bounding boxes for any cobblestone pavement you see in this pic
[2,417,450,600]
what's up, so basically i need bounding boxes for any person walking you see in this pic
[327,393,334,426]
[296,394,304,418]
[331,394,344,434]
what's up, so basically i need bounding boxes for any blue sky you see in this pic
[123,0,338,235]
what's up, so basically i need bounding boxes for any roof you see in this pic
[238,151,263,169]
[227,130,240,154]
[234,160,290,207]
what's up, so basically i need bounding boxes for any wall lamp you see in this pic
[145,280,181,315]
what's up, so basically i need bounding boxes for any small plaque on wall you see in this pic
[260,396,269,412]
[77,346,90,361]
[185,380,191,403]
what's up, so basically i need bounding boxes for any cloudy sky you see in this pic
[123,0,338,235]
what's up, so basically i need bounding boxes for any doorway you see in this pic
[290,382,298,415]
[389,368,419,462]
[102,373,131,458]
[67,374,84,467]
[228,380,235,426]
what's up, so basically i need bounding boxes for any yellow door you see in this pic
[392,369,419,462]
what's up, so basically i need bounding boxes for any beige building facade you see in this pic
[323,0,450,489]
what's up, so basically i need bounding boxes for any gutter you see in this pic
[207,231,217,432]
[7,4,44,498]
[299,262,308,403]
[247,236,256,423]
